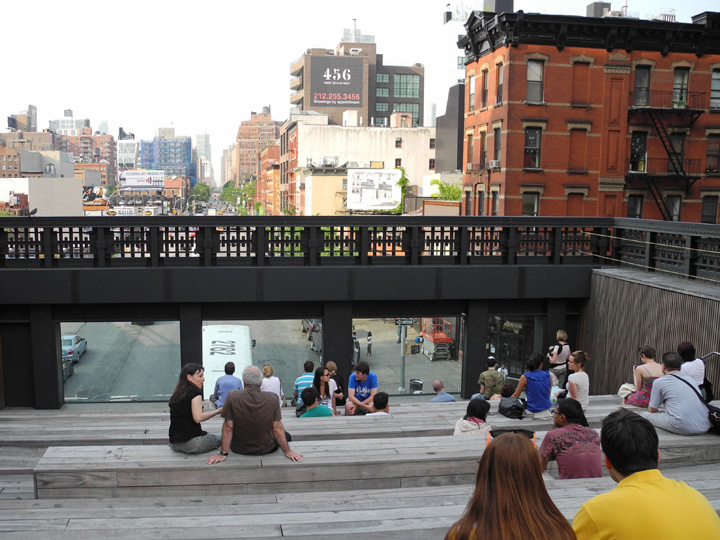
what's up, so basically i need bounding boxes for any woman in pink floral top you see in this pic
[625,345,664,407]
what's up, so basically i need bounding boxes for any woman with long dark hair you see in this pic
[312,366,336,414]
[453,398,492,437]
[168,363,223,454]
[445,433,576,540]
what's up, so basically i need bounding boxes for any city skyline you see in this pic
[2,0,710,186]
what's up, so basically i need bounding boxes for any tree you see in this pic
[390,167,410,214]
[430,179,462,201]
[190,183,211,202]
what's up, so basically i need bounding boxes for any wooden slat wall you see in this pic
[582,272,720,395]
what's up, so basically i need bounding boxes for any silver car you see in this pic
[62,334,87,364]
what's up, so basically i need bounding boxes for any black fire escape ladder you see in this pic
[644,177,671,221]
[647,109,689,186]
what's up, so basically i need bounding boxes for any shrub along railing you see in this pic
[0,216,718,281]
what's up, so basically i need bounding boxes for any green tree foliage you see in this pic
[390,167,410,214]
[190,182,211,202]
[430,178,462,201]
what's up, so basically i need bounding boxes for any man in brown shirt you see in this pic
[207,366,302,464]
[478,356,504,399]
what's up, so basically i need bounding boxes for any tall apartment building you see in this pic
[7,105,37,132]
[140,128,196,185]
[196,133,211,160]
[458,9,720,223]
[56,127,117,186]
[234,107,281,185]
[258,144,280,215]
[221,144,236,187]
[117,138,140,172]
[289,36,424,128]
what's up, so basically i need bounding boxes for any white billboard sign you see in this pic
[119,170,165,191]
[346,169,402,211]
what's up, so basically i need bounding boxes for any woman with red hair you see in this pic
[445,432,576,540]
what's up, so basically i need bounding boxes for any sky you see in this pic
[2,0,711,187]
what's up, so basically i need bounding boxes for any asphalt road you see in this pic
[59,318,463,403]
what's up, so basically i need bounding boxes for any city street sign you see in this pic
[395,318,414,326]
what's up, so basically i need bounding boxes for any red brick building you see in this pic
[234,107,282,186]
[57,128,117,186]
[258,144,280,215]
[459,10,720,223]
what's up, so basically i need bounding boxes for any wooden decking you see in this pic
[1,396,719,538]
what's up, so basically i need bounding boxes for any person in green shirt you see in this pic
[300,387,333,418]
[478,356,505,399]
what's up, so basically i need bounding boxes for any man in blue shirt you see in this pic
[429,380,456,402]
[212,362,244,408]
[346,361,378,415]
[293,360,315,405]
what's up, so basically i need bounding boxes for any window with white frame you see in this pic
[524,127,542,169]
[526,60,544,102]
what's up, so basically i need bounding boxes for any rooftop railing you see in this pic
[1,217,719,282]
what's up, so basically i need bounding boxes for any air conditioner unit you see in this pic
[489,160,501,169]
[467,163,475,171]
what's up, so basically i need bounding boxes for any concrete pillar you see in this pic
[30,306,63,409]
[180,304,203,367]
[322,302,354,378]
[461,300,489,398]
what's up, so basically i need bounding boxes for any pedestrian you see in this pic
[366,331,373,356]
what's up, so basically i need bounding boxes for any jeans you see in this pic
[170,433,221,454]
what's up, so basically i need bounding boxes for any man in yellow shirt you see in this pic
[573,408,720,539]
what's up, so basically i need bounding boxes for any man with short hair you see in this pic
[207,366,302,464]
[299,387,333,418]
[643,351,711,435]
[293,360,315,405]
[678,341,707,400]
[211,361,243,408]
[573,409,720,538]
[367,392,390,416]
[345,361,378,416]
[477,356,504,399]
[429,380,456,402]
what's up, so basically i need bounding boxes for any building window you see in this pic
[429,158,436,169]
[627,195,644,219]
[376,102,389,112]
[524,128,542,169]
[464,192,472,215]
[673,68,689,108]
[395,137,403,148]
[373,117,388,127]
[377,73,389,83]
[526,60,544,102]
[634,66,651,106]
[480,132,487,169]
[521,192,539,216]
[467,134,474,167]
[477,191,485,216]
[630,132,648,172]
[707,134,720,173]
[712,70,720,110]
[429,138,436,149]
[701,196,719,224]
[468,75,475,111]
[395,103,420,126]
[395,158,402,168]
[491,191,499,215]
[457,57,465,70]
[496,64,503,104]
[665,195,681,221]
[481,70,488,108]
[394,74,420,98]
[668,133,685,173]
[493,127,501,161]
[376,88,389,97]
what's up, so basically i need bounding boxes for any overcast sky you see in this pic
[3,0,710,185]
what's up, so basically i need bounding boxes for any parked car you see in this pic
[62,334,87,364]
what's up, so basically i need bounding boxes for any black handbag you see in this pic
[670,375,720,434]
[498,397,526,419]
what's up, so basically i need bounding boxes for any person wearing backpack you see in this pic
[547,329,571,389]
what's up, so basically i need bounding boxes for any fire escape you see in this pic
[626,87,705,220]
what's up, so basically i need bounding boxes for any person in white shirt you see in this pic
[678,341,707,400]
[260,363,285,407]
[366,392,390,416]
[566,351,590,410]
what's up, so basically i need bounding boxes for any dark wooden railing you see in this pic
[1,217,719,281]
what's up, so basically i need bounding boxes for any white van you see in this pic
[201,324,255,400]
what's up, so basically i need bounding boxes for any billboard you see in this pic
[119,170,165,191]
[346,169,402,211]
[310,56,364,108]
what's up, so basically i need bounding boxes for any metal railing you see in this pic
[627,157,703,175]
[629,90,706,110]
[1,217,719,281]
